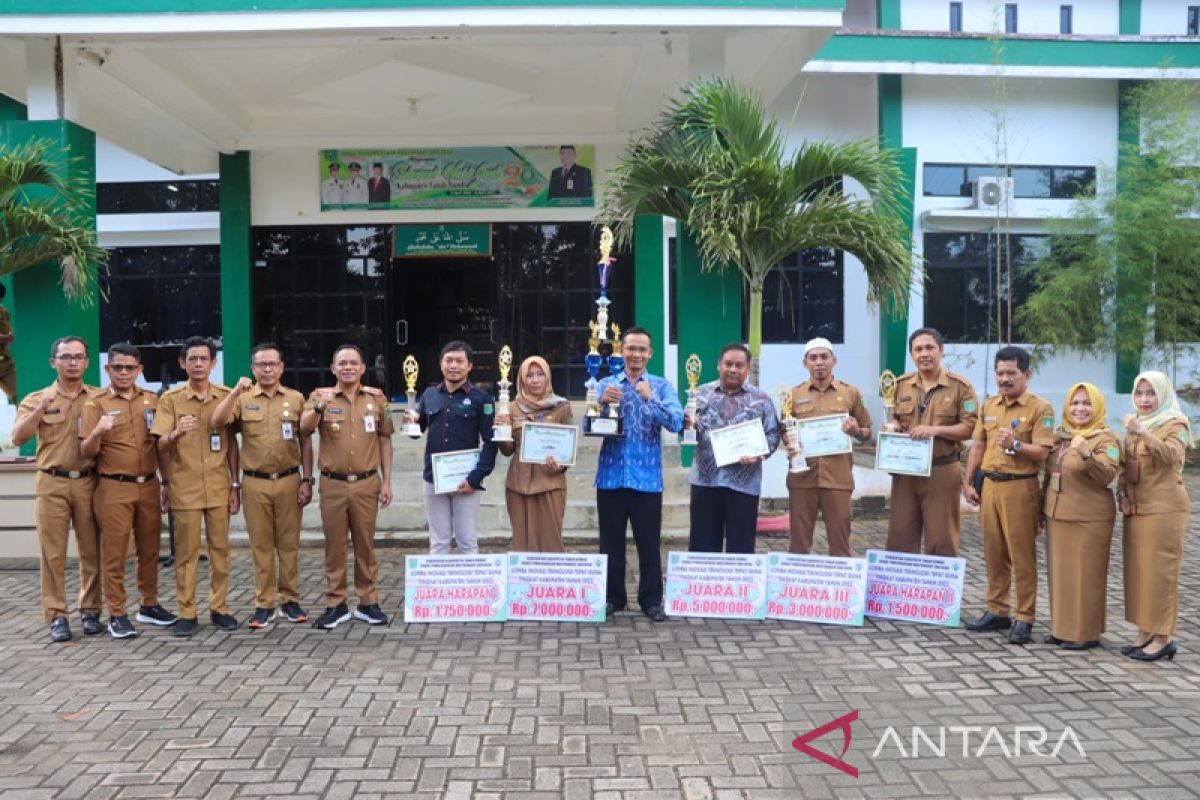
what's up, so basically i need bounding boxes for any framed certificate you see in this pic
[519,422,579,466]
[796,414,852,457]
[709,419,770,467]
[431,448,481,494]
[875,432,933,477]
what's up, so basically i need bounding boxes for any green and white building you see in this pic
[1,0,1198,416]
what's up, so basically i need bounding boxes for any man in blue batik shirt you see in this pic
[594,326,683,621]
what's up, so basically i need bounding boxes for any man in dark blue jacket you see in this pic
[406,341,497,554]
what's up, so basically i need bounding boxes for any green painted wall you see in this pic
[219,151,252,381]
[632,214,665,379]
[1119,0,1142,35]
[674,227,741,467]
[1114,80,1142,393]
[3,0,846,12]
[0,94,27,123]
[876,73,912,376]
[0,120,99,455]
[875,0,900,29]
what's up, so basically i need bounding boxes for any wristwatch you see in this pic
[1011,440,1023,453]
[230,482,242,489]
[302,477,314,485]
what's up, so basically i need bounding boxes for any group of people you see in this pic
[14,326,1194,661]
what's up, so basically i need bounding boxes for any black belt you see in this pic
[244,466,301,480]
[320,469,377,483]
[101,473,157,485]
[41,467,94,479]
[983,471,1038,482]
[931,454,961,467]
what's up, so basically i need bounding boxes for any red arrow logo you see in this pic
[792,709,859,778]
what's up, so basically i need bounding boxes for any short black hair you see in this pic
[718,342,751,363]
[331,344,365,363]
[559,145,576,153]
[995,345,1031,372]
[908,327,945,351]
[348,162,361,170]
[180,336,216,359]
[50,336,89,358]
[372,162,384,170]
[107,342,141,362]
[328,163,339,172]
[252,342,283,360]
[622,326,652,344]
[440,340,474,361]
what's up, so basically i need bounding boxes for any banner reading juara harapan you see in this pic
[319,146,596,210]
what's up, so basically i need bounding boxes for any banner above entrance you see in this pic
[319,146,595,211]
[393,224,493,258]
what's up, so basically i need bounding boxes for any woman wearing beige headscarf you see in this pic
[1119,370,1194,662]
[495,356,573,551]
[1042,383,1120,651]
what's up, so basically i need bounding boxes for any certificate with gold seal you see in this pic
[796,414,852,457]
[875,432,933,477]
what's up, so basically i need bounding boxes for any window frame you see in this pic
[921,162,1096,199]
[1060,4,1073,34]
[1004,3,1018,33]
[949,1,963,33]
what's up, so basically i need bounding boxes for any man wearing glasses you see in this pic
[12,336,104,642]
[79,343,177,639]
[212,343,313,629]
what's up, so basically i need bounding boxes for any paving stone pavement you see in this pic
[1,480,1198,800]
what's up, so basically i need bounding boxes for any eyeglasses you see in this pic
[55,354,87,363]
[252,361,281,369]
[109,364,140,373]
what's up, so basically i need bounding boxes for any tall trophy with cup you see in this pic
[879,368,897,426]
[777,384,809,473]
[402,354,422,438]
[681,353,702,446]
[493,345,514,443]
[583,227,625,438]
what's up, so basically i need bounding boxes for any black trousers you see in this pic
[688,485,759,554]
[597,489,663,610]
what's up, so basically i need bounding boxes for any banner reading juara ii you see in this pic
[318,146,595,210]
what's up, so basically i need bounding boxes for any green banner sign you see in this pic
[393,224,493,258]
[320,146,595,211]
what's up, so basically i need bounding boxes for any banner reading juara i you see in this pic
[319,146,595,210]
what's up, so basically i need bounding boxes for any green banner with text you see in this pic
[393,224,493,258]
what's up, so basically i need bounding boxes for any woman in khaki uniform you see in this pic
[496,356,572,551]
[1042,383,1119,650]
[1119,370,1194,662]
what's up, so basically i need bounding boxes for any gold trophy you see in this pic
[493,345,514,443]
[681,354,702,446]
[879,369,898,425]
[777,384,809,473]
[402,355,422,438]
[583,226,624,437]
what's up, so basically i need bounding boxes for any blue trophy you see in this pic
[583,227,624,437]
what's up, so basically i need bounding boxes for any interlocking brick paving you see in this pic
[0,479,1196,800]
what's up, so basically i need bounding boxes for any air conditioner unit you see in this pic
[973,176,1013,211]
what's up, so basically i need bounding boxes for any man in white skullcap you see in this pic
[784,337,873,556]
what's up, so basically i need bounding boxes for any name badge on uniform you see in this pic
[364,414,376,433]
[566,178,574,190]
[210,433,222,452]
[282,421,295,440]
[144,410,155,428]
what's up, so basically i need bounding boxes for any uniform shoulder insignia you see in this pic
[945,370,973,386]
[84,400,96,407]
[897,371,917,383]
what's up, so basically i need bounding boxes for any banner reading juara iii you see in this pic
[318,146,595,210]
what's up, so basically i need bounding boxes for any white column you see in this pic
[24,37,80,121]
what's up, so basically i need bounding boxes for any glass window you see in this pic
[744,248,844,344]
[1010,166,1051,198]
[949,2,963,32]
[1005,3,1018,33]
[97,180,219,215]
[1189,6,1199,35]
[923,163,1094,198]
[1060,5,1073,34]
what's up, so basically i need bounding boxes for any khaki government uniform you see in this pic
[228,385,306,610]
[786,379,872,557]
[973,391,1056,623]
[80,387,163,618]
[1043,432,1119,642]
[503,402,572,552]
[16,383,104,623]
[0,303,14,403]
[150,383,234,620]
[1121,420,1190,635]
[885,369,979,556]
[305,389,394,607]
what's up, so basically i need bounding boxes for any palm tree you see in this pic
[1,138,106,302]
[602,78,915,382]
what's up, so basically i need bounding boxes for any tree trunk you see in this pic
[748,283,763,387]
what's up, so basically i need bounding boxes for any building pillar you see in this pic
[674,228,741,467]
[632,214,665,378]
[1114,80,1142,392]
[1119,0,1142,35]
[219,151,252,376]
[876,72,916,376]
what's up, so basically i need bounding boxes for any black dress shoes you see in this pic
[1008,621,1032,645]
[644,605,667,622]
[965,612,1012,632]
[1129,641,1177,661]
[1061,640,1099,651]
[1043,634,1064,646]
